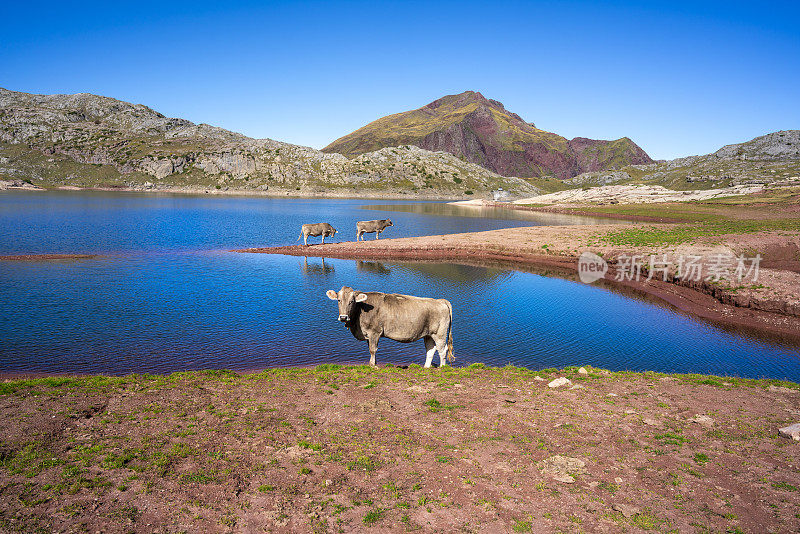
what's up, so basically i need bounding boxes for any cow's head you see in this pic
[330,227,338,236]
[326,286,367,325]
[386,219,393,227]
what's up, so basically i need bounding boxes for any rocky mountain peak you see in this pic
[323,92,653,179]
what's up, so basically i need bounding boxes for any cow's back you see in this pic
[303,223,332,235]
[355,292,451,342]
[356,220,388,231]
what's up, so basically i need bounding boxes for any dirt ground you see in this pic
[1,366,798,533]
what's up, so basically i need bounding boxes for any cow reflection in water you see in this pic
[300,257,335,276]
[356,261,392,276]
[326,286,453,368]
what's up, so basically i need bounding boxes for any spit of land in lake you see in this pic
[244,186,800,344]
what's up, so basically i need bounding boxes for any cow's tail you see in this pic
[296,232,302,241]
[446,300,454,363]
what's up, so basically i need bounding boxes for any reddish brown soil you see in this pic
[1,367,798,533]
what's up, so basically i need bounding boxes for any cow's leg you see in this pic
[375,231,380,240]
[321,234,325,245]
[435,337,448,368]
[303,234,308,246]
[423,336,436,368]
[367,336,379,367]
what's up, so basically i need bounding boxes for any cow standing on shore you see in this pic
[356,219,393,241]
[297,223,338,246]
[326,286,453,368]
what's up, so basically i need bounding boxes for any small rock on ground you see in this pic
[548,377,572,388]
[689,414,714,428]
[612,503,640,518]
[779,423,800,441]
[540,455,587,484]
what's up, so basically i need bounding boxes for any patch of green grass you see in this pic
[257,484,275,492]
[180,471,217,484]
[693,453,710,465]
[598,481,618,494]
[601,218,800,247]
[362,508,384,525]
[346,456,381,472]
[512,519,533,532]
[771,481,798,491]
[2,443,64,477]
[423,398,460,413]
[655,432,688,446]
[630,511,668,530]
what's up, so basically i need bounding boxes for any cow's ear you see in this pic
[355,293,368,303]
[326,290,338,301]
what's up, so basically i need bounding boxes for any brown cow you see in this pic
[356,219,393,241]
[297,223,338,246]
[326,286,453,368]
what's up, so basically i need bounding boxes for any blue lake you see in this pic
[1,191,799,380]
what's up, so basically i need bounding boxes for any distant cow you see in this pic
[356,219,393,241]
[326,286,453,368]
[297,223,338,246]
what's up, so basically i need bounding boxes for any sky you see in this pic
[1,1,798,160]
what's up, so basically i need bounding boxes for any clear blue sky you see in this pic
[1,1,798,160]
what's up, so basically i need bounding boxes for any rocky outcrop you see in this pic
[0,179,43,191]
[713,130,800,161]
[322,91,653,179]
[566,130,800,189]
[0,88,536,197]
[513,184,765,205]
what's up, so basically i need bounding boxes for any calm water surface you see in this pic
[1,191,799,380]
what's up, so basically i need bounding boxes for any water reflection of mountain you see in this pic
[362,203,620,226]
[356,261,392,275]
[389,261,511,285]
[300,257,335,275]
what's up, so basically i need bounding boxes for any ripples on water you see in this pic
[0,192,618,255]
[1,191,799,379]
[2,253,799,380]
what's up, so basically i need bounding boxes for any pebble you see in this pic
[689,414,714,428]
[779,423,800,441]
[578,367,588,375]
[533,376,544,381]
[612,503,640,518]
[540,455,586,484]
[548,377,572,388]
